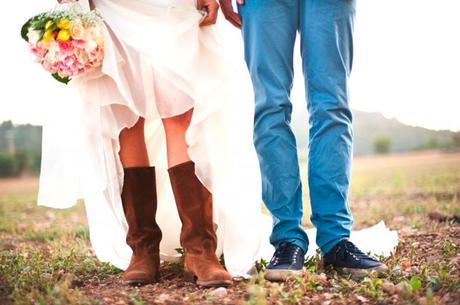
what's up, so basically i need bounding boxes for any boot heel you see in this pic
[184,271,197,283]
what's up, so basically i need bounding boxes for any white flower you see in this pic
[46,42,60,64]
[27,29,42,45]
[85,40,98,52]
[70,20,85,40]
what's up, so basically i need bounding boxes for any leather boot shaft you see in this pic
[121,167,162,285]
[168,161,217,255]
[168,161,232,287]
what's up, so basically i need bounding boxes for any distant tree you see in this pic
[0,120,14,153]
[0,121,43,175]
[451,132,460,149]
[424,137,439,150]
[0,120,13,130]
[0,153,18,177]
[372,136,392,154]
[30,152,42,173]
[14,149,29,174]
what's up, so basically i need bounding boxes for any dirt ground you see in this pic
[0,151,459,305]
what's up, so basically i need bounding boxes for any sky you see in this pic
[1,0,459,131]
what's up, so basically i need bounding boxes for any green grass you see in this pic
[299,151,460,227]
[0,151,459,305]
[0,182,121,305]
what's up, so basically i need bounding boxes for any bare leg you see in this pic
[119,117,150,168]
[162,109,193,168]
[118,117,161,286]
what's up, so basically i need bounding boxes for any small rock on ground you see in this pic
[209,287,227,298]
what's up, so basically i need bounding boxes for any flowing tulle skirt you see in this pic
[37,0,398,278]
[38,0,275,278]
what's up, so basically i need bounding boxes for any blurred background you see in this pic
[0,0,459,179]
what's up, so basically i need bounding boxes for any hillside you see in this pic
[353,111,455,154]
[291,110,456,156]
[0,111,457,175]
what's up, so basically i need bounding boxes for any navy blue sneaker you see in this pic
[264,242,305,281]
[323,240,388,277]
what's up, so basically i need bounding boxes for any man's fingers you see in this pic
[224,11,242,28]
[236,0,245,4]
[220,1,242,28]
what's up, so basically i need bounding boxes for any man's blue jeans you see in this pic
[239,0,355,254]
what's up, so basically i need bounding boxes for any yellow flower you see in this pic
[58,19,71,30]
[57,29,71,41]
[45,20,55,30]
[42,29,55,42]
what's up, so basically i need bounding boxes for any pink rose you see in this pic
[72,40,86,49]
[88,48,104,65]
[43,60,58,73]
[63,55,76,67]
[74,48,89,65]
[58,40,74,53]
[30,44,47,60]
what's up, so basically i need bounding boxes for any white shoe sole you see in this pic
[264,269,304,282]
[336,264,389,278]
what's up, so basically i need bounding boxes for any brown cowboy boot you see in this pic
[121,167,162,286]
[168,161,233,287]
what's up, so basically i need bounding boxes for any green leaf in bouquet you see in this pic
[20,17,34,42]
[32,16,52,31]
[51,73,71,85]
[45,19,57,31]
[20,13,47,42]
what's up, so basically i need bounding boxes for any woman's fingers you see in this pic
[199,0,220,27]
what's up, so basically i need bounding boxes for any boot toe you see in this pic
[198,268,233,287]
[122,258,160,285]
[122,270,158,286]
[213,269,233,282]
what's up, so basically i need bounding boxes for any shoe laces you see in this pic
[341,240,375,262]
[271,242,302,266]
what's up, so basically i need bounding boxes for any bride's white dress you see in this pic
[37,0,398,278]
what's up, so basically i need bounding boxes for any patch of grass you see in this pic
[0,182,121,304]
[246,272,267,305]
[0,151,459,305]
[129,289,145,305]
[0,243,121,304]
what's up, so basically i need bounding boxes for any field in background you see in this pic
[0,151,459,305]
[300,151,460,228]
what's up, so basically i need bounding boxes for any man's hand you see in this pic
[197,0,220,27]
[219,0,244,29]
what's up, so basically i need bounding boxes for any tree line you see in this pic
[1,120,460,177]
[372,133,460,154]
[0,121,42,177]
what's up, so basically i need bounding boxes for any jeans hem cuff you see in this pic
[320,237,349,256]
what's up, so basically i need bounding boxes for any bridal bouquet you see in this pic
[21,3,104,84]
